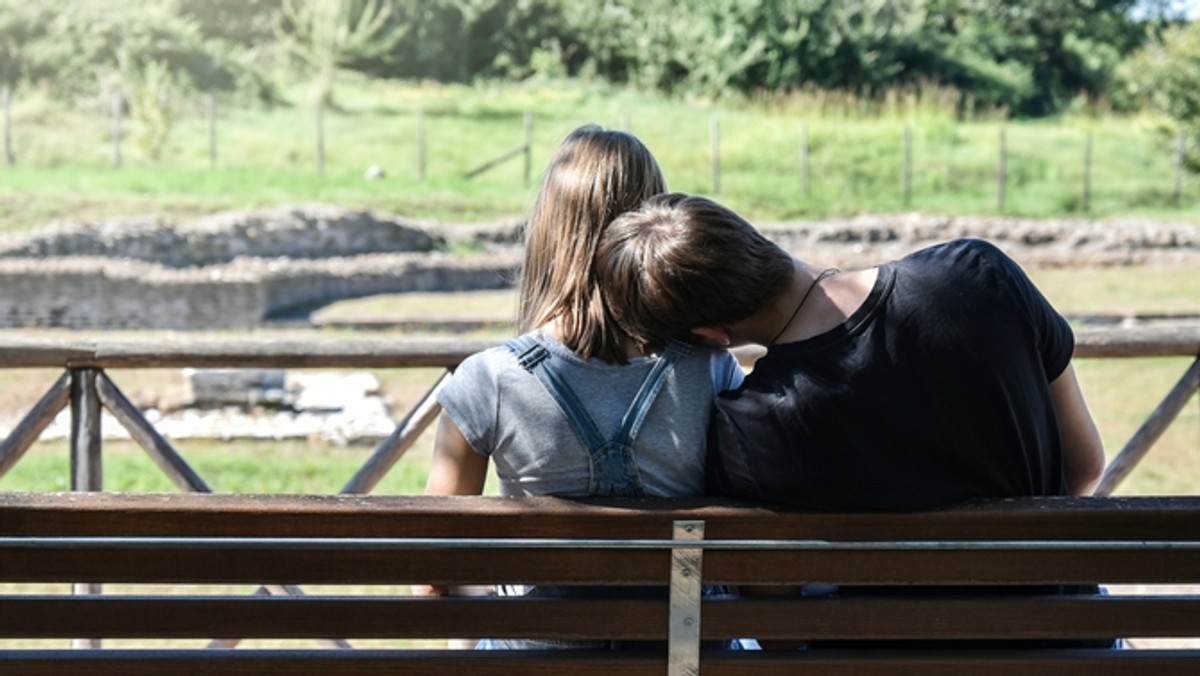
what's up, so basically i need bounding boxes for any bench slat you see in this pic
[707,595,1200,640]
[3,493,1199,540]
[0,649,661,676]
[3,649,1200,676]
[3,544,1198,585]
[1,595,1197,641]
[0,596,667,640]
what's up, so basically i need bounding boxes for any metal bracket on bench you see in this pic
[669,519,704,676]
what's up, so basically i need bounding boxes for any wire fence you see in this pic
[1,86,1194,216]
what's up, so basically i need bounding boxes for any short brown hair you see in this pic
[517,125,666,363]
[597,193,793,352]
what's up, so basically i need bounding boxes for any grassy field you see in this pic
[1,79,1198,234]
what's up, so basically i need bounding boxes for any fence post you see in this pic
[70,368,103,492]
[1174,133,1186,205]
[68,366,103,649]
[207,93,217,168]
[710,117,720,195]
[417,107,427,182]
[2,86,12,166]
[903,125,912,209]
[997,128,1007,213]
[111,93,123,168]
[523,109,533,187]
[800,125,811,199]
[1083,131,1093,213]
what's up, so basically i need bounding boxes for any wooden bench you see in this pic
[1,491,1199,675]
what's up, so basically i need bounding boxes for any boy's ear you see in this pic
[689,325,732,348]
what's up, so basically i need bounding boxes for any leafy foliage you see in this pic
[1122,20,1200,168]
[276,0,404,106]
[0,0,1185,119]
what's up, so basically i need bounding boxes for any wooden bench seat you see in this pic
[1,491,1199,675]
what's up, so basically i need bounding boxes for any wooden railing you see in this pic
[0,326,1197,498]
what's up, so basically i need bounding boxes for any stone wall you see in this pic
[0,204,443,266]
[0,258,266,329]
[0,205,518,329]
[0,253,517,329]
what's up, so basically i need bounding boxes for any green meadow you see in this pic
[1,79,1197,234]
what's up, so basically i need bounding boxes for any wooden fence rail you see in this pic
[0,325,1197,499]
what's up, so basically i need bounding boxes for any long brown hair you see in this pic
[517,125,666,363]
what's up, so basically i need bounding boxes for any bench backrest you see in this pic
[2,492,1199,675]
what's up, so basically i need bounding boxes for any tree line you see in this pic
[2,0,1199,163]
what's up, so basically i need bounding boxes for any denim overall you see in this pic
[480,335,695,650]
[505,334,689,497]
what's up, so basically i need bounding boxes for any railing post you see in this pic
[70,368,102,492]
[1096,358,1200,496]
[669,520,704,676]
[69,367,104,649]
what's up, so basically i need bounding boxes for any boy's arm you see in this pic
[1049,364,1106,495]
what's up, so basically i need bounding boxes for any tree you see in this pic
[276,0,404,106]
[1122,20,1200,169]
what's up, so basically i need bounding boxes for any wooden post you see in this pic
[903,125,912,209]
[70,368,102,492]
[710,117,720,195]
[207,93,217,168]
[1174,133,1185,205]
[417,107,426,182]
[1083,131,1093,213]
[342,372,450,494]
[997,128,1007,213]
[2,86,13,166]
[315,100,325,177]
[1095,358,1200,496]
[95,372,211,492]
[801,126,811,199]
[68,366,105,645]
[0,372,71,479]
[523,109,533,187]
[111,93,122,168]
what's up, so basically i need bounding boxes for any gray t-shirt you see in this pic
[438,331,744,497]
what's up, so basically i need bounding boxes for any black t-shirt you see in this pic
[707,239,1075,510]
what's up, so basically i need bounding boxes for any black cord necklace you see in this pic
[769,267,838,345]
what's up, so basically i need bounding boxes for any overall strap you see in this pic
[504,336,691,452]
[505,335,607,452]
[612,340,691,446]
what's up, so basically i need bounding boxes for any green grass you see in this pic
[1029,267,1200,316]
[0,438,434,494]
[1,79,1197,233]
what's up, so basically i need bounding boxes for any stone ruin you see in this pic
[0,204,521,329]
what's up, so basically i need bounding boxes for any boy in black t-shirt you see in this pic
[596,193,1105,509]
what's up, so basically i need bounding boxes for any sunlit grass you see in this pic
[1,79,1196,234]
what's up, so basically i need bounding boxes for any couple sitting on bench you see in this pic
[420,125,1109,650]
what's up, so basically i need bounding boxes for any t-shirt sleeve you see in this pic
[984,242,1075,380]
[710,349,746,392]
[436,352,501,456]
